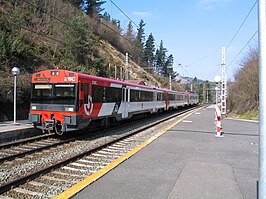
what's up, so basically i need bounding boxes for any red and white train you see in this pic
[29,69,199,135]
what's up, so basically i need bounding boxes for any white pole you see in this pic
[221,47,227,115]
[169,74,172,90]
[13,75,17,124]
[125,53,128,81]
[115,65,117,79]
[258,0,266,198]
[206,90,209,103]
[120,67,123,80]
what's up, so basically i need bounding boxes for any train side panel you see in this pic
[29,69,199,135]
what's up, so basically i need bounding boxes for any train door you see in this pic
[122,87,129,118]
[153,92,157,112]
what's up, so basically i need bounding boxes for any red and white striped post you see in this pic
[215,105,223,137]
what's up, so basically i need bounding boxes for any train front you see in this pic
[29,70,80,135]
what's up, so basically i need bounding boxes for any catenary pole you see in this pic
[258,0,266,198]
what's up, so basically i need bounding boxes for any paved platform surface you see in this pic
[0,120,32,133]
[73,105,259,199]
[0,120,41,142]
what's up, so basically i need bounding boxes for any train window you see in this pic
[168,94,175,101]
[92,85,104,103]
[32,84,52,97]
[105,87,122,102]
[130,89,138,102]
[162,93,166,101]
[130,90,153,102]
[177,94,183,100]
[157,93,163,101]
[54,84,75,98]
[142,91,153,101]
[83,83,88,104]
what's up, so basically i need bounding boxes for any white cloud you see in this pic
[132,11,152,17]
[197,0,233,11]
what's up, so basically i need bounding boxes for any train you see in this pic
[28,69,199,135]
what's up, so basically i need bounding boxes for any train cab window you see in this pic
[54,84,75,98]
[32,84,52,98]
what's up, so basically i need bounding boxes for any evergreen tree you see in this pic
[125,21,134,42]
[136,19,146,47]
[64,13,93,66]
[165,54,174,75]
[66,0,83,8]
[85,0,106,18]
[155,40,167,74]
[143,33,155,65]
[102,12,111,22]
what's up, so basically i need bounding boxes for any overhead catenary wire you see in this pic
[191,0,258,71]
[228,30,258,66]
[108,0,195,78]
[18,0,135,45]
[109,0,161,49]
[226,0,258,49]
[226,0,258,69]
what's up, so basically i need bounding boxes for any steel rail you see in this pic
[0,106,199,194]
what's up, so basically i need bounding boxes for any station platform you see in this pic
[72,105,259,199]
[0,120,41,142]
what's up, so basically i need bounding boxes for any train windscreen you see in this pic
[31,83,77,105]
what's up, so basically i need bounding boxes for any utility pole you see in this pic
[258,0,266,198]
[120,67,123,80]
[203,82,206,103]
[206,90,209,103]
[108,63,111,78]
[114,65,117,79]
[125,53,129,81]
[221,47,227,115]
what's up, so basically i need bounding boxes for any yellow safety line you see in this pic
[54,107,201,199]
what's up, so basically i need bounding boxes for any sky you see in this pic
[102,0,258,81]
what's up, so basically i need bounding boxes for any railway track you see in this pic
[0,106,200,198]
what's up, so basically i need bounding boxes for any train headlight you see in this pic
[65,107,74,112]
[31,105,37,110]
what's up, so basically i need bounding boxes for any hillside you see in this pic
[98,40,162,87]
[0,0,168,121]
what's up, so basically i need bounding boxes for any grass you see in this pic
[228,109,259,121]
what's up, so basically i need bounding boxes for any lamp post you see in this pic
[214,75,221,106]
[11,67,20,125]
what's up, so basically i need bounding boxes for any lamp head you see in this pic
[214,75,221,83]
[11,67,20,76]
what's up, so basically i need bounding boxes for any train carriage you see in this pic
[29,69,198,135]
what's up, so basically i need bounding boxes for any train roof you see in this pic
[32,69,190,94]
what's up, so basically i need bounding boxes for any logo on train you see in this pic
[84,95,93,115]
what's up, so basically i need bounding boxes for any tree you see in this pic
[64,13,94,66]
[155,40,167,74]
[84,0,106,18]
[136,19,146,47]
[66,0,83,8]
[165,54,174,73]
[228,47,258,115]
[143,33,155,66]
[102,12,111,22]
[0,4,30,71]
[125,21,134,42]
